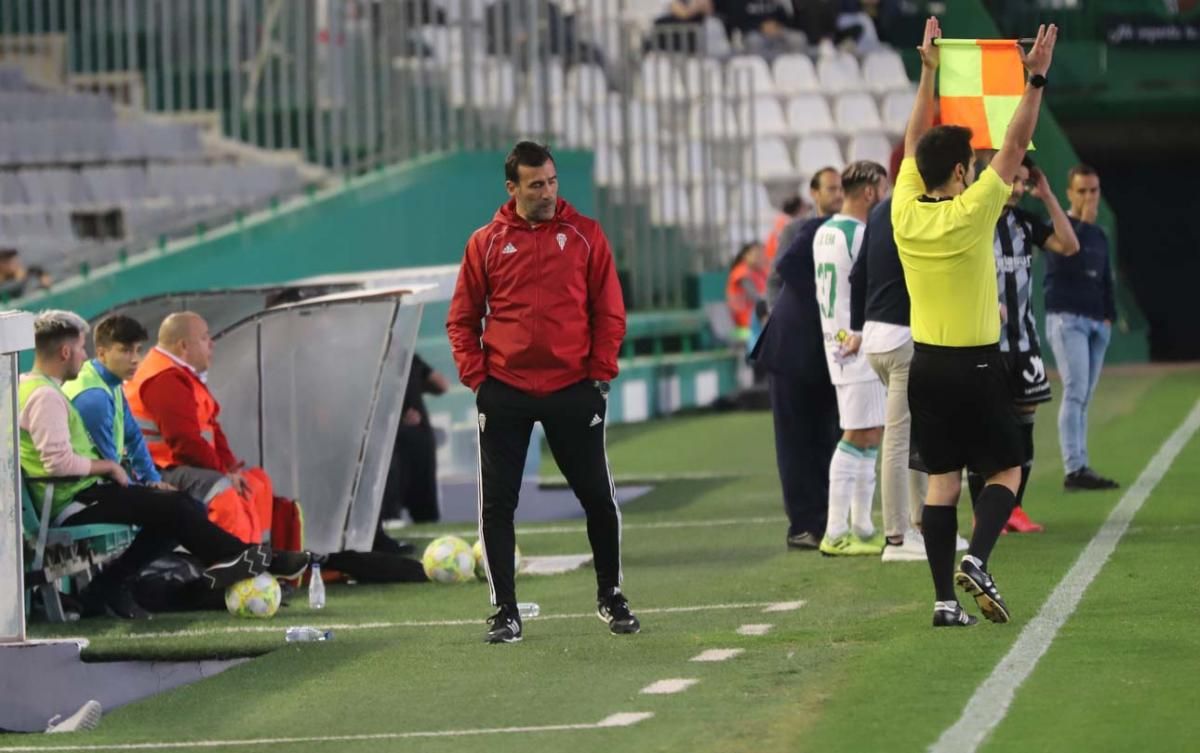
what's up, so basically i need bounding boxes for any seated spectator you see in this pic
[716,0,800,59]
[727,241,769,341]
[764,195,807,267]
[63,315,169,490]
[19,311,306,619]
[125,312,297,547]
[0,249,29,299]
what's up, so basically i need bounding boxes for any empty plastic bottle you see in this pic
[518,602,540,619]
[285,626,333,642]
[308,563,325,609]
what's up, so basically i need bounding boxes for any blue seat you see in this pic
[21,478,134,622]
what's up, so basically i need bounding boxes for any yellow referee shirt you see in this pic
[891,157,1012,347]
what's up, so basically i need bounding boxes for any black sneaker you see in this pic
[955,557,1010,624]
[269,550,312,580]
[1064,467,1119,491]
[485,604,523,644]
[786,531,821,550]
[597,590,640,635]
[932,600,977,627]
[202,544,272,590]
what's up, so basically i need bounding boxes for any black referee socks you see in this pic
[970,484,1018,568]
[922,505,959,602]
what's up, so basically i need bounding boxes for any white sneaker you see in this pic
[881,529,927,562]
[47,700,102,734]
[955,534,969,552]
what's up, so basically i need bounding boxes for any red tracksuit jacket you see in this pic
[447,198,626,397]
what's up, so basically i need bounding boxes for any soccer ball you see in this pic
[472,539,521,581]
[422,535,475,584]
[224,574,281,618]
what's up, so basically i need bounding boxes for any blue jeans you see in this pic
[1045,312,1111,474]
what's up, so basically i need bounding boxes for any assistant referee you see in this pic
[447,142,639,644]
[893,19,1058,627]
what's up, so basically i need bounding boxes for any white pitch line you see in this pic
[431,515,787,538]
[82,602,785,642]
[640,678,699,695]
[763,601,805,613]
[0,713,654,752]
[690,648,744,663]
[736,624,773,636]
[930,400,1200,753]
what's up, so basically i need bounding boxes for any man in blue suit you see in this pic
[752,211,842,550]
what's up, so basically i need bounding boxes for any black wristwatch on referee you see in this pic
[1028,73,1047,89]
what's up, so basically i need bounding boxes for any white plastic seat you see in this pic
[745,138,797,181]
[594,99,659,144]
[862,49,912,94]
[773,54,820,96]
[675,141,716,184]
[688,100,739,140]
[650,186,691,227]
[691,184,729,227]
[786,94,836,136]
[795,135,845,181]
[834,92,884,134]
[680,56,726,99]
[740,97,790,137]
[629,144,669,187]
[639,55,687,102]
[566,64,610,103]
[730,181,776,231]
[817,54,866,94]
[846,133,894,167]
[726,55,776,98]
[881,90,916,134]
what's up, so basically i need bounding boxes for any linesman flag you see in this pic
[935,38,1032,150]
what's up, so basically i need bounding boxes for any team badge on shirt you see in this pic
[556,232,567,250]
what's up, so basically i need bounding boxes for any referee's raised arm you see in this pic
[903,17,941,160]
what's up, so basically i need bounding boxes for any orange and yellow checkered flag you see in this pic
[935,38,1032,150]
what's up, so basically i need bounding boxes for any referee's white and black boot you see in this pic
[932,600,978,627]
[597,588,640,635]
[485,603,523,644]
[955,556,1011,624]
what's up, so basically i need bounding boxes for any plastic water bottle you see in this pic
[518,602,540,619]
[285,626,333,642]
[308,563,326,609]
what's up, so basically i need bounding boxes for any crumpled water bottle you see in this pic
[285,626,333,642]
[517,602,540,619]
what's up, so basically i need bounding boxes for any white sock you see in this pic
[825,442,858,539]
[850,447,878,539]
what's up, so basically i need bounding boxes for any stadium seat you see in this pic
[650,186,691,226]
[817,53,865,94]
[796,134,845,181]
[862,49,912,94]
[881,90,916,134]
[726,56,777,98]
[846,133,894,166]
[786,94,836,136]
[567,64,610,103]
[731,181,777,231]
[675,141,715,184]
[773,54,820,96]
[745,138,797,181]
[834,93,885,134]
[689,100,739,140]
[680,56,726,99]
[740,97,790,137]
[629,144,668,186]
[17,169,91,208]
[692,183,730,226]
[595,99,659,144]
[639,55,687,102]
[593,145,625,187]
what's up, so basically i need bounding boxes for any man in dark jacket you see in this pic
[752,216,840,550]
[447,141,637,644]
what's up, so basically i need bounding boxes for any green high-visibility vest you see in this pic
[18,373,101,521]
[62,359,126,460]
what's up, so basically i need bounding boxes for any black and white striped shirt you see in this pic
[994,207,1053,355]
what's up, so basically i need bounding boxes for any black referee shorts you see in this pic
[908,342,1025,477]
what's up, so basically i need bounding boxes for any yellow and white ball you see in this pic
[421,535,475,584]
[224,573,282,618]
[472,539,520,581]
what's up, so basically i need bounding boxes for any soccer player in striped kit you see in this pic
[967,155,1078,532]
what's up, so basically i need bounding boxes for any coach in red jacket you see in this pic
[447,141,639,644]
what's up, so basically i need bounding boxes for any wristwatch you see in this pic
[593,380,610,396]
[1029,74,1048,89]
